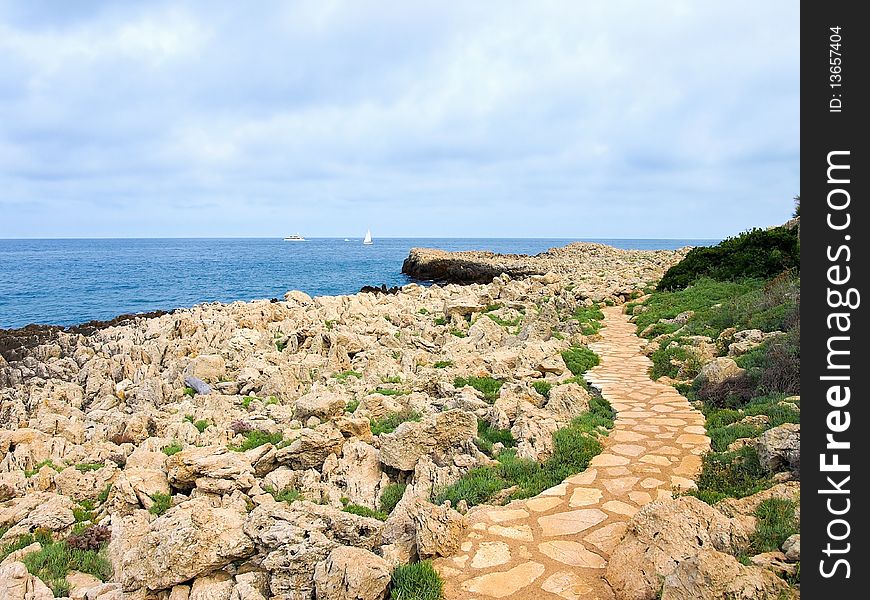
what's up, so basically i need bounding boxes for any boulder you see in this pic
[166,445,256,491]
[605,497,750,600]
[544,383,591,420]
[379,410,477,471]
[190,571,235,600]
[782,534,800,561]
[694,357,745,385]
[753,423,800,473]
[295,388,346,420]
[661,549,794,599]
[112,499,255,591]
[411,500,467,559]
[314,546,391,600]
[276,426,345,470]
[0,561,54,600]
[187,354,226,383]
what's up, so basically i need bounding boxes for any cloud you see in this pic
[0,0,799,238]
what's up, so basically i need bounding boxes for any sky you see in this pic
[0,1,799,239]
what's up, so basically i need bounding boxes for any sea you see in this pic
[0,238,717,329]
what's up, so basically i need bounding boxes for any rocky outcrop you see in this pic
[313,546,391,600]
[753,423,800,474]
[378,410,477,471]
[661,548,795,600]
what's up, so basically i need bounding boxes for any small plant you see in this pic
[342,503,388,521]
[483,303,503,312]
[148,492,173,516]
[228,429,284,451]
[97,484,113,504]
[371,387,409,397]
[183,386,196,397]
[561,346,600,377]
[380,483,407,514]
[345,398,361,413]
[433,360,453,369]
[453,376,504,403]
[449,328,467,338]
[325,320,336,330]
[193,420,210,433]
[434,317,447,326]
[65,524,111,552]
[333,370,363,381]
[230,419,254,435]
[747,498,798,555]
[74,462,105,473]
[265,485,301,505]
[275,339,287,351]
[390,561,443,600]
[474,419,516,457]
[382,375,403,384]
[418,308,429,315]
[162,441,183,456]
[24,459,61,478]
[532,380,552,399]
[266,395,280,405]
[570,306,605,335]
[242,395,257,409]
[23,539,111,597]
[72,503,94,524]
[370,411,422,436]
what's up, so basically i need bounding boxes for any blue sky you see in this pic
[0,1,799,239]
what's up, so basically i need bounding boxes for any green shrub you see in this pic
[570,306,604,335]
[266,485,301,505]
[561,346,599,377]
[434,317,447,326]
[148,492,172,516]
[333,370,363,381]
[418,308,429,315]
[229,430,284,451]
[649,342,703,380]
[183,386,196,397]
[193,420,210,433]
[380,483,407,514]
[97,484,113,504]
[24,459,61,478]
[690,446,771,504]
[345,398,360,413]
[390,560,443,600]
[242,395,257,409]
[475,419,516,457]
[658,226,799,291]
[433,360,454,369]
[453,376,504,403]
[449,328,467,338]
[371,387,409,397]
[162,441,183,456]
[748,499,799,555]
[486,312,522,327]
[23,540,111,597]
[370,411,422,436]
[532,381,552,399]
[343,503,388,521]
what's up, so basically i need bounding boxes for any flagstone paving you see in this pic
[434,306,711,600]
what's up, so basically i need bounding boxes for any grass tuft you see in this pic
[370,411,422,436]
[390,560,443,600]
[454,376,504,403]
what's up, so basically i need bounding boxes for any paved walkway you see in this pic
[434,306,711,600]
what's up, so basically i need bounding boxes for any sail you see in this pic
[363,229,373,244]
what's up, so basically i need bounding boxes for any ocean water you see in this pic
[0,238,717,329]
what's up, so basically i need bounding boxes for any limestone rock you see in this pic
[695,357,745,385]
[166,445,256,491]
[379,410,476,471]
[661,549,794,600]
[275,425,345,470]
[411,500,467,559]
[0,561,54,600]
[782,534,800,561]
[313,546,391,600]
[753,423,800,473]
[295,387,346,420]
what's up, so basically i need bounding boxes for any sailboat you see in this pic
[283,233,305,241]
[363,229,373,245]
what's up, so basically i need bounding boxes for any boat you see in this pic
[344,238,351,242]
[283,234,305,241]
[363,229,373,245]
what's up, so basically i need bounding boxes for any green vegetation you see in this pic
[333,370,363,381]
[690,446,771,505]
[24,459,61,478]
[342,501,388,521]
[345,398,361,413]
[418,308,429,315]
[435,396,613,507]
[325,320,336,330]
[380,483,407,514]
[453,376,504,403]
[648,341,703,380]
[474,419,516,457]
[275,339,287,351]
[657,226,799,291]
[162,441,183,456]
[21,536,111,597]
[449,328,467,338]
[370,411,422,436]
[74,462,104,473]
[390,560,443,600]
[532,380,552,399]
[242,395,256,408]
[561,346,599,377]
[486,312,523,327]
[148,492,173,516]
[570,305,604,335]
[229,429,284,451]
[97,484,112,504]
[433,316,447,326]
[747,498,799,555]
[382,375,403,384]
[371,387,409,397]
[266,485,301,505]
[183,386,196,397]
[433,360,454,369]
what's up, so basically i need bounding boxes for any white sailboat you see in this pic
[283,233,305,241]
[363,229,373,245]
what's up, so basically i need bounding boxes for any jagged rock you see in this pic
[411,500,467,559]
[0,561,55,600]
[661,549,795,599]
[111,499,254,591]
[694,357,745,385]
[187,354,227,383]
[295,387,346,420]
[753,423,800,473]
[605,497,751,600]
[378,410,477,471]
[544,382,590,420]
[782,534,800,561]
[166,445,256,491]
[183,375,212,395]
[190,571,235,600]
[66,570,103,600]
[313,546,391,600]
[275,425,345,470]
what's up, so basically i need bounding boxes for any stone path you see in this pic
[434,306,711,599]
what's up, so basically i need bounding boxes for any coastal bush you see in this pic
[449,328,467,338]
[433,360,453,369]
[486,312,523,327]
[380,483,407,514]
[333,369,363,381]
[532,381,552,399]
[433,317,447,326]
[66,524,111,552]
[24,459,61,478]
[229,429,284,451]
[382,375,403,384]
[342,502,388,521]
[162,441,183,456]
[97,484,112,504]
[748,499,799,555]
[560,346,599,377]
[453,376,504,403]
[657,226,799,291]
[265,485,301,505]
[390,560,443,600]
[148,492,173,516]
[22,537,112,597]
[474,419,516,457]
[435,395,613,506]
[570,306,604,335]
[689,446,771,505]
[370,411,422,436]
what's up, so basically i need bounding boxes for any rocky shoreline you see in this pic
[0,243,686,599]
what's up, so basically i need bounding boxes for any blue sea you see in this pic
[0,238,717,329]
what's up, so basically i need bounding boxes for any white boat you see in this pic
[363,229,373,245]
[344,238,351,242]
[283,234,305,241]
